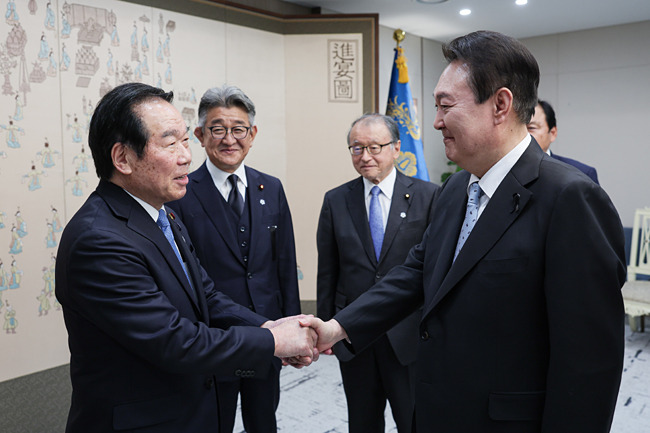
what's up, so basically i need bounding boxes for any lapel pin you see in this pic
[168,212,176,220]
[260,199,266,205]
[404,193,410,200]
[400,212,406,218]
[258,184,264,191]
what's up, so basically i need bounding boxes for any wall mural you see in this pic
[0,0,206,381]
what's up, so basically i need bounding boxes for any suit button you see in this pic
[247,273,253,279]
[243,256,248,262]
[421,330,429,341]
[375,274,381,281]
[235,369,242,377]
[241,241,247,247]
[204,378,214,389]
[240,226,246,232]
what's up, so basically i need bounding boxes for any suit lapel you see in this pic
[380,172,412,262]
[424,143,542,317]
[191,164,243,265]
[246,167,263,266]
[168,213,209,321]
[345,178,377,265]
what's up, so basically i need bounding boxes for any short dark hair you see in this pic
[442,30,539,124]
[347,113,400,145]
[537,99,556,130]
[89,83,173,179]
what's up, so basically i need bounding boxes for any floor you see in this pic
[234,324,650,433]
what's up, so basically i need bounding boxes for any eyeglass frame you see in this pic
[206,125,252,140]
[348,141,393,156]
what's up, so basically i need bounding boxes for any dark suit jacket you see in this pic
[55,180,276,433]
[167,163,300,321]
[334,142,626,432]
[551,152,599,184]
[317,170,438,365]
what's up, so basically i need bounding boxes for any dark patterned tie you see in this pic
[228,174,244,217]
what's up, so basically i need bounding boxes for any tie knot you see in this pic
[228,174,239,188]
[371,185,381,198]
[468,182,482,202]
[157,209,170,230]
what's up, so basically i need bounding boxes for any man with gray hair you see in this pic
[167,85,300,433]
[316,113,438,432]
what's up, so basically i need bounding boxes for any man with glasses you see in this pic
[316,113,438,433]
[167,85,300,433]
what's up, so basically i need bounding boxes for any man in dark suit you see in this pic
[307,31,626,432]
[167,85,300,433]
[55,83,316,433]
[317,113,438,433]
[527,99,599,184]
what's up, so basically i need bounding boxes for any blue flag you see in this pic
[386,46,429,181]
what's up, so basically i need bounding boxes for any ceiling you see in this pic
[284,0,650,42]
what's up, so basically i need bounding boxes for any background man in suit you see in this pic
[167,85,300,433]
[527,99,599,183]
[307,31,626,432]
[316,113,438,433]
[55,83,316,433]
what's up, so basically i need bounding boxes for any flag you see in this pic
[386,46,429,181]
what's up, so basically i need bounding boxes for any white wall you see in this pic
[522,21,650,227]
[378,21,650,227]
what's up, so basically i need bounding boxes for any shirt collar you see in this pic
[123,189,161,222]
[363,167,397,199]
[468,134,531,198]
[206,158,248,188]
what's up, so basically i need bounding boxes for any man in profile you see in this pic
[527,99,599,183]
[308,31,626,433]
[56,82,316,433]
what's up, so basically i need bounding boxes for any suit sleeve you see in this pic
[277,182,301,316]
[316,193,339,321]
[541,180,625,432]
[333,225,427,352]
[59,228,276,378]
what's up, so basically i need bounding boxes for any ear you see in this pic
[248,125,258,143]
[194,126,205,145]
[392,139,401,159]
[493,87,514,125]
[111,142,133,175]
[549,126,558,143]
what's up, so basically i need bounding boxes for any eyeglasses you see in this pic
[207,125,251,140]
[348,142,392,156]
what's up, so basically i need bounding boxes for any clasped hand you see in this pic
[263,315,347,369]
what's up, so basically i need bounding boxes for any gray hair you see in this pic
[197,85,256,128]
[347,113,400,146]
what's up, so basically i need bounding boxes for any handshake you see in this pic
[262,315,348,368]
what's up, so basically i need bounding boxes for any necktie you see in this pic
[369,186,384,261]
[454,182,483,261]
[227,174,244,216]
[156,209,191,285]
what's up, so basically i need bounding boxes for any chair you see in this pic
[623,207,650,332]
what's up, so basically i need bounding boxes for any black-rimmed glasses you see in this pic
[348,142,392,156]
[207,125,251,140]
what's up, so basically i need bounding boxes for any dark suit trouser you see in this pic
[339,335,414,433]
[217,366,280,433]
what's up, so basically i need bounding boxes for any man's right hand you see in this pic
[299,317,347,354]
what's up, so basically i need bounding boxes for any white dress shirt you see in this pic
[467,134,531,220]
